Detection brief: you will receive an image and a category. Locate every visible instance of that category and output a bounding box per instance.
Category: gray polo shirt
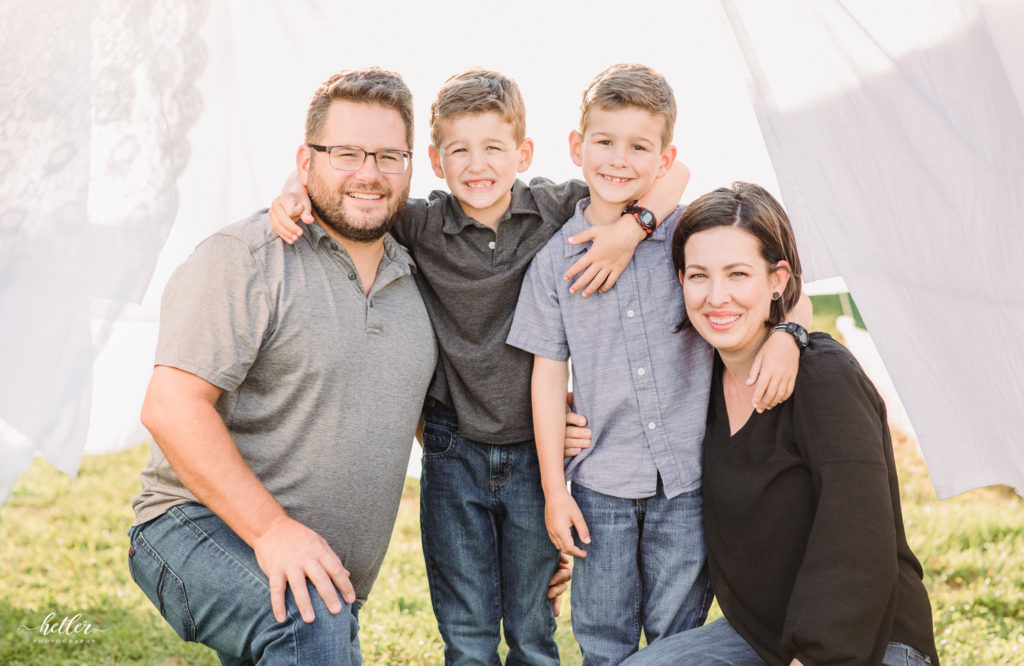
[507,201,712,499]
[395,178,588,444]
[132,211,437,602]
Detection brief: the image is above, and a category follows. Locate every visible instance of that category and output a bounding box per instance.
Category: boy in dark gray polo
[269,68,687,664]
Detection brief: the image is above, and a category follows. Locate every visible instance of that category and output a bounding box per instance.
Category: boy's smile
[429,111,533,229]
[570,106,675,225]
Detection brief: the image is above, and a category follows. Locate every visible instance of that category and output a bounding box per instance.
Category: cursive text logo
[18,612,106,643]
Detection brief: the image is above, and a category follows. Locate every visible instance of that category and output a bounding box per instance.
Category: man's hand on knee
[253,516,356,623]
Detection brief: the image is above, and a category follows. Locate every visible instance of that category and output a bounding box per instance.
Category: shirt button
[488,240,496,249]
[348,272,357,280]
[648,422,657,430]
[331,242,339,251]
[627,310,635,318]
[637,367,646,376]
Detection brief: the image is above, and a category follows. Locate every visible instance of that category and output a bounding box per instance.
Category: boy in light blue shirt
[508,64,806,665]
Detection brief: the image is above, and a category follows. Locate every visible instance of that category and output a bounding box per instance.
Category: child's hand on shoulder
[748,330,800,412]
[564,215,646,296]
[270,190,314,244]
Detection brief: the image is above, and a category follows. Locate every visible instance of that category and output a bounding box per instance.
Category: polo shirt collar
[381,233,417,275]
[440,179,539,234]
[305,217,330,246]
[307,218,417,275]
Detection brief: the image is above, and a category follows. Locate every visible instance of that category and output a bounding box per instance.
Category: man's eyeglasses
[308,144,412,174]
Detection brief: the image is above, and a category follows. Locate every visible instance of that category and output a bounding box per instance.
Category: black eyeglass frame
[307,144,412,174]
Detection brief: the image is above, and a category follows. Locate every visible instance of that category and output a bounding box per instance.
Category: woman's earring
[771,291,781,301]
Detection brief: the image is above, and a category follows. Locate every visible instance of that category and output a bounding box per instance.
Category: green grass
[810,293,852,339]
[3,435,1023,664]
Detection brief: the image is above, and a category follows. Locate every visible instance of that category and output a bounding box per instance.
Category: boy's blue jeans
[570,482,713,666]
[128,502,362,666]
[420,404,561,665]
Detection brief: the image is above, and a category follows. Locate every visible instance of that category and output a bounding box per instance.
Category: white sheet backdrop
[1,0,1022,502]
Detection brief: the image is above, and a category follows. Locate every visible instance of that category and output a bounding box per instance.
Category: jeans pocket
[883,641,932,666]
[421,421,457,460]
[905,645,933,665]
[128,531,197,642]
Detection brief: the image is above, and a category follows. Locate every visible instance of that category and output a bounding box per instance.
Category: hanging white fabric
[723,0,1024,497]
[2,0,1021,503]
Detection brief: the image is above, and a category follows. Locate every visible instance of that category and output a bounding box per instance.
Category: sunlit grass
[3,298,1022,666]
[2,435,1022,665]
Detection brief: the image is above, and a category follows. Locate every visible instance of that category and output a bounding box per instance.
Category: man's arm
[564,161,691,295]
[140,365,355,623]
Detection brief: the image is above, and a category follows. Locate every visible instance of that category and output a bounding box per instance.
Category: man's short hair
[306,67,414,147]
[579,63,676,148]
[429,68,527,147]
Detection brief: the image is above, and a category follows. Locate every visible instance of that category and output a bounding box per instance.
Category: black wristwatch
[622,199,657,235]
[772,322,809,350]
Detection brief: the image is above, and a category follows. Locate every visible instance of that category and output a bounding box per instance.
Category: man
[128,68,437,665]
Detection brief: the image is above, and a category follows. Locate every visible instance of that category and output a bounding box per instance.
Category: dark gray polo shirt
[133,211,437,602]
[395,178,588,444]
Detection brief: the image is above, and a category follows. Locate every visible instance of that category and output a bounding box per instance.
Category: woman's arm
[781,345,902,665]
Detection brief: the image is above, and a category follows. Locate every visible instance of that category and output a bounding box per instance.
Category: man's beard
[307,174,410,243]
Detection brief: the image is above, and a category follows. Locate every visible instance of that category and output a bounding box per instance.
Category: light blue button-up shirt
[508,200,712,499]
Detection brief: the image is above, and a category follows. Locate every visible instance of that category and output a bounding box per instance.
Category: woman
[623,183,938,665]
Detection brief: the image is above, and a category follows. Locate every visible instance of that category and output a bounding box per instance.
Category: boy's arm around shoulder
[564,161,690,296]
[267,170,428,247]
[748,291,813,411]
[269,172,313,245]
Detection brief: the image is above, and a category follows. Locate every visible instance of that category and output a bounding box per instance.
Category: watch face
[639,210,655,225]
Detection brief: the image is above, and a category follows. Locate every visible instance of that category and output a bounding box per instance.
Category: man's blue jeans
[128,503,362,665]
[420,404,560,665]
[570,482,713,666]
[620,617,934,665]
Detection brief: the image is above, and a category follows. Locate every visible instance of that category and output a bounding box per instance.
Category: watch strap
[772,322,809,350]
[622,199,657,235]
